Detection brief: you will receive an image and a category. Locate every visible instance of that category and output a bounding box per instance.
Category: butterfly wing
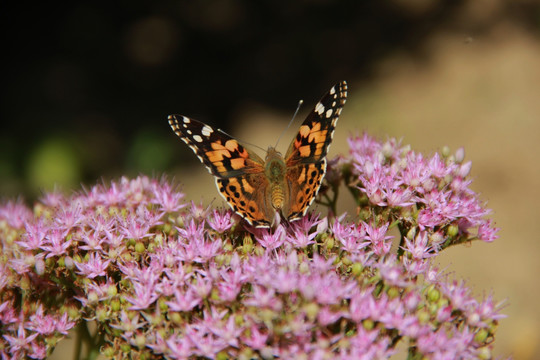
[284,81,348,220]
[168,115,271,226]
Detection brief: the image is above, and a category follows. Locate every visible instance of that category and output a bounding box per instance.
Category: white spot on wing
[325,109,333,118]
[201,125,213,137]
[315,102,325,115]
[193,135,203,143]
[330,86,336,95]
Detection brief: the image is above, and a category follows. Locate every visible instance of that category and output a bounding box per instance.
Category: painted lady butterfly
[168,81,347,227]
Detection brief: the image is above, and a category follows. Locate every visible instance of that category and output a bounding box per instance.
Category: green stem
[74,321,103,360]
[396,222,407,259]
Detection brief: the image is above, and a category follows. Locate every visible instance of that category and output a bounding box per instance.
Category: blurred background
[2,1,539,358]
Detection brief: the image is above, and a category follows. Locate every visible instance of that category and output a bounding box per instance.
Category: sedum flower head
[0,134,504,359]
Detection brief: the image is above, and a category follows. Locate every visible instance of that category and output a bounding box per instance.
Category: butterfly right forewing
[283,81,348,221]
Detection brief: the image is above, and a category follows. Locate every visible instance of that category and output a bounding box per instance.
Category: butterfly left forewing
[168,115,264,177]
[169,115,272,226]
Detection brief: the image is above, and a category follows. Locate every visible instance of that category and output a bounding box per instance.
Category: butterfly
[168,81,347,227]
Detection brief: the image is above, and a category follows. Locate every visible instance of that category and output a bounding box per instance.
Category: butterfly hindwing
[285,161,327,221]
[216,175,272,227]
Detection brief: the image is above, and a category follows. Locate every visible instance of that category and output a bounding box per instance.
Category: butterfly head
[263,147,285,181]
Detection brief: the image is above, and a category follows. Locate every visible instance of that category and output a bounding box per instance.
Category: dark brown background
[1,1,538,358]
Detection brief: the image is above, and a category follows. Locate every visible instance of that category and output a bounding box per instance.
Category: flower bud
[474,328,488,343]
[427,287,440,303]
[459,161,472,178]
[447,224,459,237]
[304,302,319,321]
[96,306,108,322]
[88,291,99,305]
[362,319,374,330]
[477,346,491,360]
[110,299,121,312]
[134,333,146,349]
[35,257,45,276]
[64,256,74,269]
[441,146,451,158]
[455,147,465,163]
[107,284,118,297]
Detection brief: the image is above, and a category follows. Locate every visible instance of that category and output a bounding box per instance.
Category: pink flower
[3,322,39,353]
[0,200,32,229]
[402,231,435,260]
[331,217,369,254]
[25,305,56,335]
[286,227,317,248]
[317,306,343,326]
[477,219,499,242]
[241,325,268,350]
[256,225,286,250]
[19,220,48,251]
[208,209,233,233]
[0,128,504,359]
[151,180,187,213]
[166,335,193,359]
[74,252,111,278]
[40,228,71,258]
[166,288,201,312]
[110,311,146,337]
[364,222,393,256]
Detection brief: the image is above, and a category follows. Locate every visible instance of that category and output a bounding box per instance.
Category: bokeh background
[2,1,539,358]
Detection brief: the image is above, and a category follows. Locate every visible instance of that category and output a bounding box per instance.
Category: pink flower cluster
[0,134,503,359]
[346,134,498,247]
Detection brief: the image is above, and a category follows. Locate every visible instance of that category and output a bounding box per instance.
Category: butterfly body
[169,81,347,227]
[263,148,286,210]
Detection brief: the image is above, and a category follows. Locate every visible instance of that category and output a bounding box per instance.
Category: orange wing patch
[286,81,347,165]
[286,162,326,221]
[216,175,271,227]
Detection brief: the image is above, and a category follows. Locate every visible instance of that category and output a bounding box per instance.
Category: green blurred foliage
[126,128,175,175]
[26,137,82,195]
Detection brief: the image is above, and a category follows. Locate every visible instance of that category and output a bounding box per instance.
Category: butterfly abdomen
[264,148,288,212]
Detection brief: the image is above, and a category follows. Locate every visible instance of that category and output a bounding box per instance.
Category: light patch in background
[344,30,540,359]
[124,16,180,67]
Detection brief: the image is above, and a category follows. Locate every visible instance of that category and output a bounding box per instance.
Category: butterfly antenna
[275,99,304,148]
[217,128,266,153]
